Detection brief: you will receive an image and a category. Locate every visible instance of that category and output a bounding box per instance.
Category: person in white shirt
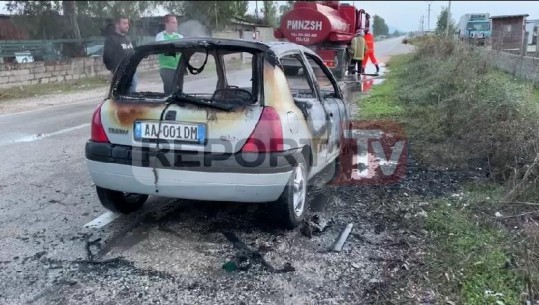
[155,14,183,95]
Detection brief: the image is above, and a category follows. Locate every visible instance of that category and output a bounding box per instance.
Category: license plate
[134,121,206,144]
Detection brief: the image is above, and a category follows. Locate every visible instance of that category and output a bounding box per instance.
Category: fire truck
[274,1,370,79]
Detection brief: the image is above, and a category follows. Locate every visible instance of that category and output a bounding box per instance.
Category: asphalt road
[0,36,413,305]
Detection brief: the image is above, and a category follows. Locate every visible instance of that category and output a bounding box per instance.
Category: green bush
[395,37,539,191]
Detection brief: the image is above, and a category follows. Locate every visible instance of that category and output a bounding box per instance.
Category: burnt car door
[280,51,330,174]
[301,51,348,164]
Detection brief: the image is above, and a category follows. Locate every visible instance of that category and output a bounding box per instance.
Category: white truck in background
[457,13,491,46]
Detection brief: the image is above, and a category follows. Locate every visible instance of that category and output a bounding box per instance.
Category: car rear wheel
[274,153,309,229]
[95,186,148,214]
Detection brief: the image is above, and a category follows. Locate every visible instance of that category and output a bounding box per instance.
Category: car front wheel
[274,153,309,229]
[95,186,148,214]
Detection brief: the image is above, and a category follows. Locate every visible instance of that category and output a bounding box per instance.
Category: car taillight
[241,106,284,153]
[91,102,110,143]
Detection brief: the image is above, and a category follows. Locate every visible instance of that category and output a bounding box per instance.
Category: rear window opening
[112,45,261,109]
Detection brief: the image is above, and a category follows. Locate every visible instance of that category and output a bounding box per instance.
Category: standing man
[103,16,136,92]
[155,14,183,95]
[362,29,380,74]
[349,30,368,76]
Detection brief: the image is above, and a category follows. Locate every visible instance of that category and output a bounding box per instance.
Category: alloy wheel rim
[292,164,306,217]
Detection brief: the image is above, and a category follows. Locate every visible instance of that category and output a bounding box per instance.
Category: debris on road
[331,223,354,252]
[222,261,238,272]
[85,238,102,261]
[299,220,313,238]
[300,214,332,238]
[415,210,428,218]
[311,215,330,233]
[222,231,295,274]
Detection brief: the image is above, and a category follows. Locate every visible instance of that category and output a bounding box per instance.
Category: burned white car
[85,38,350,229]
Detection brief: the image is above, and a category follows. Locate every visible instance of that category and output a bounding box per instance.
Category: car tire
[274,153,309,229]
[95,186,148,214]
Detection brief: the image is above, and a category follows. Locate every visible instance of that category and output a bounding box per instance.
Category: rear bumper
[85,141,301,202]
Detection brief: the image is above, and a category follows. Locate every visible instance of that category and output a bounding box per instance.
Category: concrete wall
[0,55,158,89]
[487,49,539,84]
[257,27,277,43]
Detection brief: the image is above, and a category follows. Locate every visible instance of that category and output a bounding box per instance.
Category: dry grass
[357,38,539,304]
[396,36,539,200]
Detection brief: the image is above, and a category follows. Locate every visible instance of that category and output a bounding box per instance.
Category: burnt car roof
[134,37,318,58]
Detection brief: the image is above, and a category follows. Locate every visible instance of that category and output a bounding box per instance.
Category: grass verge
[425,184,524,304]
[357,56,406,120]
[0,75,109,102]
[358,39,538,304]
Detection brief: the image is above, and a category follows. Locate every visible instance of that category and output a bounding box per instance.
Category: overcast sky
[247,1,537,32]
[0,1,536,32]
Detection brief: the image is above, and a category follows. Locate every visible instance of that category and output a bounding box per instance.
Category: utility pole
[426,1,432,32]
[446,1,452,37]
[215,2,218,31]
[255,1,259,21]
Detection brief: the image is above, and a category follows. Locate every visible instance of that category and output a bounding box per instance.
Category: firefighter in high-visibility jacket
[362,29,380,74]
[348,30,368,75]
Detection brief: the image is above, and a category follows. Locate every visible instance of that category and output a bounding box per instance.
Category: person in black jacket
[103,16,137,93]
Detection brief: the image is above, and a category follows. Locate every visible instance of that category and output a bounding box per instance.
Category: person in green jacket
[155,14,183,95]
[348,30,368,75]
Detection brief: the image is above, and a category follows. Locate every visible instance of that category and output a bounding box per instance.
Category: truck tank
[274,1,369,79]
[274,1,356,45]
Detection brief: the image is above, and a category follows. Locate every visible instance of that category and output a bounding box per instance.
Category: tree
[6,1,85,55]
[181,1,241,33]
[7,1,161,19]
[279,1,295,15]
[262,1,278,27]
[6,1,163,39]
[62,1,83,57]
[6,1,62,39]
[372,15,389,36]
[5,1,62,15]
[231,1,249,18]
[435,6,456,36]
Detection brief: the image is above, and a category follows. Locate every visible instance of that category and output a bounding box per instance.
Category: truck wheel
[274,153,309,229]
[96,186,148,214]
[283,66,299,76]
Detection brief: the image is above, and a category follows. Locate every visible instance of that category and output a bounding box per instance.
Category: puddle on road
[339,64,389,114]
